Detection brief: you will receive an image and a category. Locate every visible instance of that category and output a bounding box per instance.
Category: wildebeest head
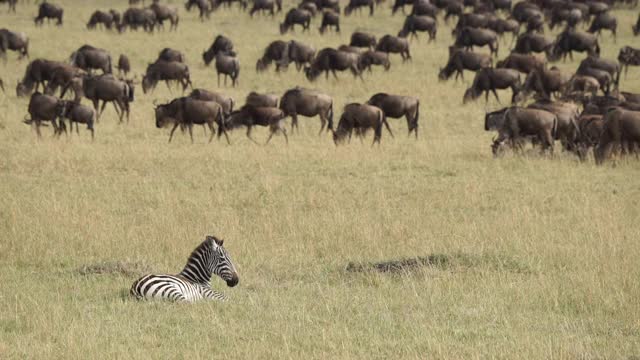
[463,87,479,104]
[304,66,321,81]
[279,23,287,35]
[256,58,268,72]
[141,74,156,94]
[16,81,34,98]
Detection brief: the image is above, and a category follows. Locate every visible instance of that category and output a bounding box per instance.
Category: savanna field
[1,0,640,358]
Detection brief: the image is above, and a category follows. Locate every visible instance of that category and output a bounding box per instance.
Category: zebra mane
[178,236,221,285]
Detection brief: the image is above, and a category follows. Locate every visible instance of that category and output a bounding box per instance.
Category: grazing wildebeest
[298,1,318,16]
[490,107,557,156]
[574,114,604,160]
[519,67,571,100]
[215,53,240,87]
[35,2,64,26]
[398,15,437,41]
[576,65,612,96]
[117,54,131,76]
[246,92,279,108]
[588,12,617,39]
[496,53,545,74]
[56,101,96,139]
[142,60,192,94]
[158,48,185,63]
[358,51,391,72]
[24,92,63,137]
[562,75,600,99]
[455,27,499,56]
[44,63,84,97]
[451,13,489,36]
[279,8,311,34]
[67,74,134,122]
[486,17,519,41]
[189,88,235,115]
[528,100,580,151]
[463,68,521,104]
[304,48,362,81]
[438,47,492,81]
[344,0,374,16]
[411,0,439,18]
[366,93,420,138]
[549,30,600,62]
[618,46,640,76]
[319,10,340,33]
[249,0,278,17]
[256,40,289,72]
[203,35,235,65]
[333,103,393,146]
[223,106,288,144]
[16,59,68,97]
[155,97,226,143]
[0,29,29,61]
[118,7,156,32]
[287,40,315,71]
[375,35,411,61]
[511,1,542,24]
[279,87,334,134]
[579,56,621,90]
[548,8,583,30]
[185,0,214,20]
[391,0,414,15]
[595,108,640,164]
[514,32,553,55]
[86,10,118,30]
[350,31,376,48]
[70,45,112,74]
[150,2,179,30]
[443,1,464,23]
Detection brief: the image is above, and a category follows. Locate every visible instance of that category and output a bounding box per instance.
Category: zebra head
[206,235,239,287]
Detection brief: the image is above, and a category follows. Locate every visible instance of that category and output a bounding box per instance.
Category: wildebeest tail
[413,100,420,131]
[595,41,601,56]
[552,116,558,139]
[0,78,4,93]
[327,100,334,130]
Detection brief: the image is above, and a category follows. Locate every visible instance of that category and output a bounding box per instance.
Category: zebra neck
[179,261,212,285]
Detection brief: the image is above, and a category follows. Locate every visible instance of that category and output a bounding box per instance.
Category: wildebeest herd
[1,0,640,164]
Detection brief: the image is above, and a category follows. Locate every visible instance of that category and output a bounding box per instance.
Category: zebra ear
[214,237,224,246]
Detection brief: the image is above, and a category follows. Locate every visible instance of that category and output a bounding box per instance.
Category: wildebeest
[333,103,393,145]
[287,40,315,71]
[189,88,235,116]
[366,93,420,138]
[0,0,17,13]
[67,74,134,122]
[574,114,604,160]
[634,13,640,36]
[411,0,439,17]
[527,100,580,150]
[56,101,96,139]
[150,2,179,30]
[549,30,600,62]
[279,87,334,134]
[35,2,64,26]
[588,11,617,39]
[0,29,29,61]
[344,0,374,16]
[486,17,519,41]
[350,31,376,48]
[44,63,84,97]
[519,67,571,100]
[279,8,311,34]
[155,97,226,143]
[304,48,362,81]
[215,53,240,87]
[438,47,492,81]
[142,60,192,94]
[118,7,156,32]
[203,35,235,65]
[548,7,583,30]
[579,56,621,90]
[496,53,545,74]
[511,1,542,24]
[24,92,62,137]
[16,59,68,97]
[249,0,279,17]
[223,105,288,144]
[117,54,131,76]
[576,65,612,95]
[256,40,289,72]
[455,27,498,56]
[375,35,411,61]
[451,13,489,36]
[514,32,553,55]
[398,15,437,41]
[490,107,557,156]
[358,50,391,72]
[618,46,640,76]
[158,48,186,63]
[562,75,600,99]
[70,45,112,74]
[391,0,414,15]
[319,10,340,33]
[463,68,521,104]
[185,0,215,20]
[595,108,640,164]
[86,10,119,30]
[246,91,279,108]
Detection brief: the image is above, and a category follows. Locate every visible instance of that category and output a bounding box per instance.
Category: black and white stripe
[130,235,239,302]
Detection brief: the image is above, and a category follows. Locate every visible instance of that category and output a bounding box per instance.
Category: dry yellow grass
[1,0,640,358]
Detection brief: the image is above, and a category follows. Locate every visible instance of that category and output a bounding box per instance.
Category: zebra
[130,235,239,302]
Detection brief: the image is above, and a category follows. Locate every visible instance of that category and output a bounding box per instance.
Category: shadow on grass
[345,253,532,275]
[76,260,153,277]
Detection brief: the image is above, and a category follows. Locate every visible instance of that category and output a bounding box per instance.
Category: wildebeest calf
[333,103,393,145]
[223,105,288,145]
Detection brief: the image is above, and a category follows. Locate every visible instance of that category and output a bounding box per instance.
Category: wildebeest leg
[383,119,394,138]
[217,72,221,87]
[207,122,216,143]
[318,118,326,136]
[165,81,173,94]
[168,123,179,143]
[35,120,42,138]
[331,70,339,80]
[491,89,501,104]
[246,126,260,144]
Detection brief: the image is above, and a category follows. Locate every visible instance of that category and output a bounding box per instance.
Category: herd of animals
[0,0,640,166]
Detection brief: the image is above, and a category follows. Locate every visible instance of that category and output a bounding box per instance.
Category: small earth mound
[77,260,153,277]
[346,255,450,274]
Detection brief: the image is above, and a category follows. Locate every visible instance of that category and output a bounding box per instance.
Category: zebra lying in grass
[130,235,239,302]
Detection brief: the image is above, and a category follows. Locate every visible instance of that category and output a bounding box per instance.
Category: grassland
[1,0,640,358]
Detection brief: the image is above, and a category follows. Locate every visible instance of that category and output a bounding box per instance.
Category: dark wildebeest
[70,45,112,74]
[549,30,600,62]
[455,27,499,56]
[443,1,464,23]
[203,35,235,65]
[189,88,235,116]
[158,48,186,63]
[588,12,617,39]
[333,103,393,146]
[463,68,521,104]
[579,56,621,90]
[438,47,492,81]
[595,108,640,164]
[496,53,545,74]
[118,7,156,32]
[562,75,600,99]
[411,0,439,18]
[16,59,68,97]
[451,13,489,36]
[319,10,340,33]
[185,0,214,20]
[155,97,226,143]
[358,51,391,72]
[279,87,334,134]
[391,0,414,15]
[304,48,362,81]
[67,74,134,122]
[574,114,604,160]
[548,8,583,30]
[618,46,640,77]
[484,107,507,132]
[367,93,420,138]
[215,53,240,87]
[375,35,411,61]
[576,65,613,96]
[0,29,29,61]
[249,0,278,17]
[35,2,64,26]
[223,106,288,145]
[287,40,315,71]
[622,92,640,105]
[256,40,289,72]
[511,1,542,24]
[634,13,640,36]
[486,17,519,42]
[527,100,580,151]
[279,8,311,34]
[344,0,374,16]
[514,32,553,55]
[398,15,437,41]
[117,54,131,76]
[150,2,179,31]
[142,60,193,94]
[519,67,571,100]
[298,1,318,16]
[490,107,557,156]
[246,91,279,108]
[350,31,376,48]
[24,92,62,137]
[56,101,96,139]
[44,63,84,97]
[86,10,118,30]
